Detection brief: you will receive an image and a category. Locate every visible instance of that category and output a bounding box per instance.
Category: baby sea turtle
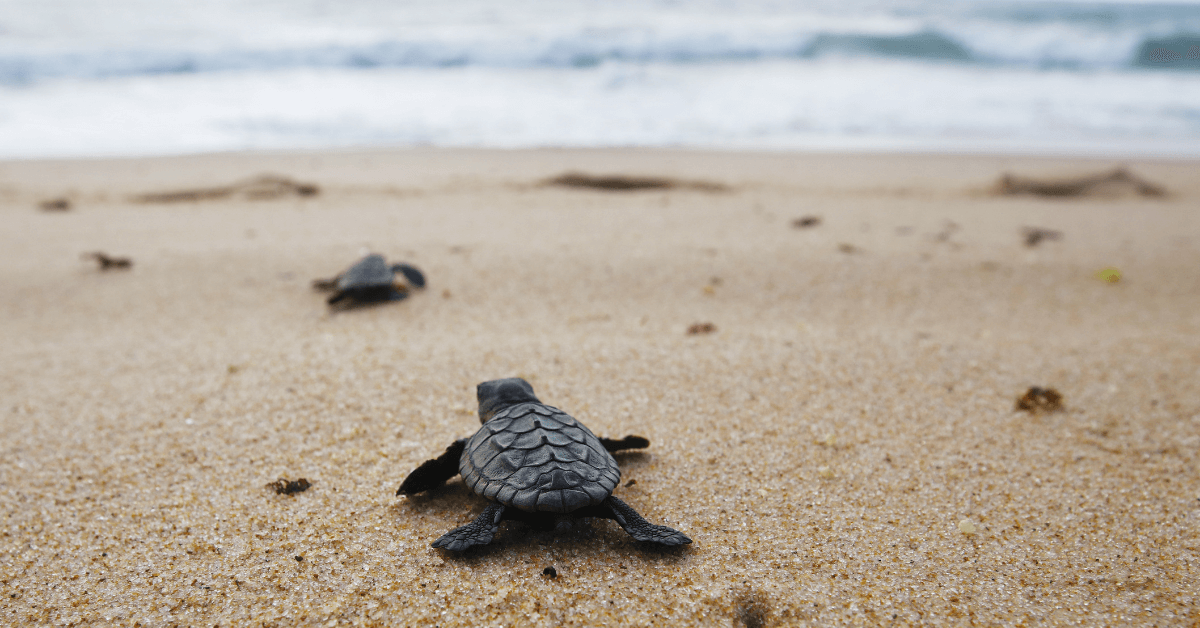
[312,254,425,306]
[397,378,692,551]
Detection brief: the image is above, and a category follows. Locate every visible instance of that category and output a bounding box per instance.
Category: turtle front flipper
[432,503,504,551]
[397,439,467,495]
[391,263,426,289]
[312,275,341,292]
[604,496,692,546]
[599,435,650,453]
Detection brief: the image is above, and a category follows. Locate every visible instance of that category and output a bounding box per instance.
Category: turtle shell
[337,254,394,290]
[460,402,620,513]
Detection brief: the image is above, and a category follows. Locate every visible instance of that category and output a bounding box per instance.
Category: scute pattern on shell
[460,402,620,513]
[337,254,394,290]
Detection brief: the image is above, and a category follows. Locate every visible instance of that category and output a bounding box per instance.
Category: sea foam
[1,0,1198,157]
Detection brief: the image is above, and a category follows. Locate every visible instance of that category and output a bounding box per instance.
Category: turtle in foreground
[397,378,692,551]
[312,254,426,306]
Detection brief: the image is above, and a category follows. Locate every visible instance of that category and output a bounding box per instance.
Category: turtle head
[477,378,540,424]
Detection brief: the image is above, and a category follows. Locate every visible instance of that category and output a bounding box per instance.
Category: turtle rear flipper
[605,496,691,546]
[432,503,505,551]
[397,439,467,495]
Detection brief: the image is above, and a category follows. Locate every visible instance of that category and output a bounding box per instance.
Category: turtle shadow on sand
[608,450,651,480]
[393,487,685,560]
[400,499,688,561]
[322,296,404,313]
[395,378,692,554]
[610,450,649,466]
[393,481,475,513]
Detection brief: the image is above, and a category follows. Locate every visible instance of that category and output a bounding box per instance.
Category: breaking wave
[3,25,1200,86]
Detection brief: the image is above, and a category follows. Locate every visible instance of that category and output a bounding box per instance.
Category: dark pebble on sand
[269,478,312,495]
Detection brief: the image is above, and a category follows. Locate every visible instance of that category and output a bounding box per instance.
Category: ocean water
[1,0,1199,158]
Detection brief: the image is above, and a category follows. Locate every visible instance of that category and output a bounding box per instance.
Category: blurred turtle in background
[313,254,426,306]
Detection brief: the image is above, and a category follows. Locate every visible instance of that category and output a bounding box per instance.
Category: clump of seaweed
[39,198,71,212]
[1016,387,1064,414]
[995,167,1165,199]
[134,174,319,204]
[269,478,312,495]
[1021,227,1063,248]
[544,172,727,192]
[81,252,132,270]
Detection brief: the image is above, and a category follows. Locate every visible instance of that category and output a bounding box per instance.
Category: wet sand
[1,148,1198,626]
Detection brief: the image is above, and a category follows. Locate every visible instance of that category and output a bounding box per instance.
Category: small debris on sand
[1015,387,1064,414]
[687,322,717,335]
[817,465,834,479]
[624,479,637,488]
[1096,268,1122,284]
[994,167,1166,198]
[133,174,319,204]
[1021,226,1063,248]
[81,252,132,270]
[39,198,71,212]
[543,172,727,192]
[958,519,977,535]
[934,221,960,243]
[542,566,558,578]
[734,589,768,628]
[791,215,822,229]
[837,243,859,254]
[268,478,312,495]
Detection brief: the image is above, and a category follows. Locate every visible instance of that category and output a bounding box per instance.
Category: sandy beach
[1,148,1198,626]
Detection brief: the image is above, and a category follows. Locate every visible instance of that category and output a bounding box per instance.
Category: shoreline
[7,137,1200,166]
